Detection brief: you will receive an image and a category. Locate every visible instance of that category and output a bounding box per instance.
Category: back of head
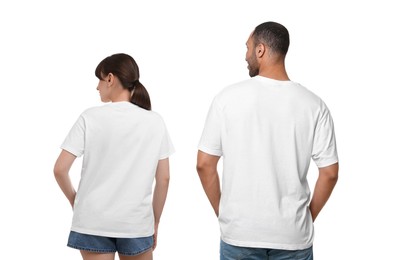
[253,21,290,56]
[95,53,151,110]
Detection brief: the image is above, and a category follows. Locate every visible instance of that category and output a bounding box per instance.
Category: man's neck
[258,60,289,81]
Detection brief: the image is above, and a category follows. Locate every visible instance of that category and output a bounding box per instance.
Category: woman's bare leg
[119,249,153,260]
[80,251,116,260]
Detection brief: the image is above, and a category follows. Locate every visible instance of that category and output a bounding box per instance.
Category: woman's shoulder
[79,104,107,115]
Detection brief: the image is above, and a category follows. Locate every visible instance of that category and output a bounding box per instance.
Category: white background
[1,0,397,259]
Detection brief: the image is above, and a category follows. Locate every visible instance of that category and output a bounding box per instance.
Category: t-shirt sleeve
[198,98,223,156]
[159,122,175,160]
[60,115,86,157]
[312,102,338,168]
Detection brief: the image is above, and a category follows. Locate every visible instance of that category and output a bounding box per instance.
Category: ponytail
[95,53,151,110]
[130,80,151,110]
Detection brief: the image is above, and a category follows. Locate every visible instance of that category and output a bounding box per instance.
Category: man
[196,21,339,260]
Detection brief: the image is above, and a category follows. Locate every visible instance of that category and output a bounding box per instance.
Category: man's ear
[256,43,266,58]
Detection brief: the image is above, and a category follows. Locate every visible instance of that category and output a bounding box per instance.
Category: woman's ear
[107,73,114,86]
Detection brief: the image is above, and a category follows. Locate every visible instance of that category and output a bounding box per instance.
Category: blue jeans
[220,240,313,260]
[67,231,153,256]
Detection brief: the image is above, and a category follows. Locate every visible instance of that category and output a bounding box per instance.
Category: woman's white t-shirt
[61,101,174,238]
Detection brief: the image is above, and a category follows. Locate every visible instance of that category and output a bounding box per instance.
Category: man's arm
[196,150,221,216]
[309,162,339,221]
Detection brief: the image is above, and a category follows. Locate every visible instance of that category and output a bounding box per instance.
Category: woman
[54,53,174,260]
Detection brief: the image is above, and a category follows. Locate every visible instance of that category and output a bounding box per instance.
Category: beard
[248,64,259,77]
[247,52,259,77]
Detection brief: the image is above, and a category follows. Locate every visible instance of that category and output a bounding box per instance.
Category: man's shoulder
[292,83,322,100]
[225,78,254,90]
[290,84,333,115]
[216,78,254,97]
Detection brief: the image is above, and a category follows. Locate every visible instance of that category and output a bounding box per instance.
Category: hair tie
[128,80,138,91]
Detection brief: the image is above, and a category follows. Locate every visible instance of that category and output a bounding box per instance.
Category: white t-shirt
[198,76,338,250]
[61,101,175,238]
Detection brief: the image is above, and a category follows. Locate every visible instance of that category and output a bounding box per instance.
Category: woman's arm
[152,158,170,250]
[54,150,77,208]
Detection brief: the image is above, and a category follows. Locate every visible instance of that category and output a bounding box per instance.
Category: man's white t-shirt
[61,101,174,238]
[198,76,338,250]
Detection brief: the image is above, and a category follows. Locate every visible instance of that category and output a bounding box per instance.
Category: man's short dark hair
[253,21,290,55]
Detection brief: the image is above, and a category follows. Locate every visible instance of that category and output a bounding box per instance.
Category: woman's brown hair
[95,53,151,110]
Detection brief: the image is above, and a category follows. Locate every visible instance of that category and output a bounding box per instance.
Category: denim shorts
[220,240,313,260]
[67,231,153,256]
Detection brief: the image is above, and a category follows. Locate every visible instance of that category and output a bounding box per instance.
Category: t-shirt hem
[198,145,222,157]
[159,149,175,160]
[315,157,338,168]
[71,227,154,238]
[221,236,313,251]
[60,145,82,158]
